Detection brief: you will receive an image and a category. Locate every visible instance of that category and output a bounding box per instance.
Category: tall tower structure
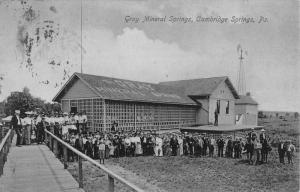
[80,0,83,74]
[237,45,246,95]
[0,74,4,95]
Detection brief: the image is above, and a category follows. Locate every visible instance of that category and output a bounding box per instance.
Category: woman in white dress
[178,135,184,156]
[109,142,115,157]
[135,137,143,156]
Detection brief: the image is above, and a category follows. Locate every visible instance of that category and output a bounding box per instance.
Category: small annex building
[53,73,240,132]
[159,77,240,126]
[235,92,258,126]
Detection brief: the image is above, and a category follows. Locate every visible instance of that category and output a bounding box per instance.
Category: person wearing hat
[248,128,255,140]
[74,112,80,133]
[217,136,225,157]
[198,135,204,157]
[69,112,76,125]
[35,113,44,144]
[58,113,64,126]
[53,112,60,137]
[259,129,266,143]
[203,135,209,156]
[140,133,147,156]
[225,136,233,158]
[209,136,216,157]
[261,136,272,163]
[63,112,69,125]
[74,133,84,155]
[277,138,286,164]
[111,121,118,133]
[98,139,106,164]
[82,111,88,134]
[31,113,38,143]
[177,135,184,156]
[253,137,262,165]
[11,110,22,146]
[286,140,295,164]
[23,111,33,145]
[154,134,163,157]
[170,134,179,156]
[78,112,83,134]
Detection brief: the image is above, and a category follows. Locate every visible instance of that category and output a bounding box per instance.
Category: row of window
[62,99,197,132]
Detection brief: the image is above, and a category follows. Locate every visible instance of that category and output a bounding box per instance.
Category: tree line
[2,87,60,117]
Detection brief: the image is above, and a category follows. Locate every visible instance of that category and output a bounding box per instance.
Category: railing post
[53,140,58,157]
[0,152,3,176]
[108,175,115,192]
[8,132,12,150]
[44,131,47,146]
[3,144,7,163]
[50,136,53,151]
[78,156,83,188]
[0,127,2,142]
[63,146,68,169]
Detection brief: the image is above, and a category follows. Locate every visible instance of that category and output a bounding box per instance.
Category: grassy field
[67,118,299,192]
[258,118,299,148]
[111,155,298,192]
[68,153,299,192]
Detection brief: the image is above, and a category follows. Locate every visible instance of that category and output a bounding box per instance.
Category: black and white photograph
[0,0,299,191]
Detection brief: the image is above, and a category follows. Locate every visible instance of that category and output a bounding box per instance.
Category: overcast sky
[0,0,299,112]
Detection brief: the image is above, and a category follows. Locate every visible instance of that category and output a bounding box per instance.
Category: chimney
[246,92,251,96]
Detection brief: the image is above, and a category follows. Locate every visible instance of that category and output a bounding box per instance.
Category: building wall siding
[61,100,70,113]
[235,104,246,115]
[61,79,98,100]
[245,105,258,114]
[195,98,209,125]
[209,81,236,125]
[235,104,258,125]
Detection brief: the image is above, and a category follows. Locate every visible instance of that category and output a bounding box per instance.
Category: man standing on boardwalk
[11,110,22,146]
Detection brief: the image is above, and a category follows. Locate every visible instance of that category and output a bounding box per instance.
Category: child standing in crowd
[99,140,106,164]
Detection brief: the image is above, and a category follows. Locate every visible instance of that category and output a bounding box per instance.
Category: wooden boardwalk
[0,141,84,192]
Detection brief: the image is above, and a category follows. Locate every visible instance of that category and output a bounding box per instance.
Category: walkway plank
[0,142,84,192]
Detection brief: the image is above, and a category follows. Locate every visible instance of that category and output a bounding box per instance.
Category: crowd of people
[10,109,87,146]
[10,109,296,165]
[59,128,296,165]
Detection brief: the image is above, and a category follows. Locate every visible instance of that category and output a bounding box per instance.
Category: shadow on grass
[234,159,250,165]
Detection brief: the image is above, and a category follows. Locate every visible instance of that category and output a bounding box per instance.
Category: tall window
[226,101,230,114]
[216,100,220,114]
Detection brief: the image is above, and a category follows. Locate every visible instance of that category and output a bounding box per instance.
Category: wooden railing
[44,129,144,192]
[0,129,14,177]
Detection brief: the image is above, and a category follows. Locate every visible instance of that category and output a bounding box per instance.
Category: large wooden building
[53,73,240,132]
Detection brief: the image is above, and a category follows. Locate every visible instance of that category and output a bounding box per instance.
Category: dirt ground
[67,119,299,192]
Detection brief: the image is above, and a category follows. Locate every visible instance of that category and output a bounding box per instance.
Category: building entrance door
[71,107,77,114]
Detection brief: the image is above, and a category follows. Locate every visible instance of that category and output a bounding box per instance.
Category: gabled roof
[53,73,240,105]
[159,76,239,99]
[53,73,196,105]
[236,95,258,105]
